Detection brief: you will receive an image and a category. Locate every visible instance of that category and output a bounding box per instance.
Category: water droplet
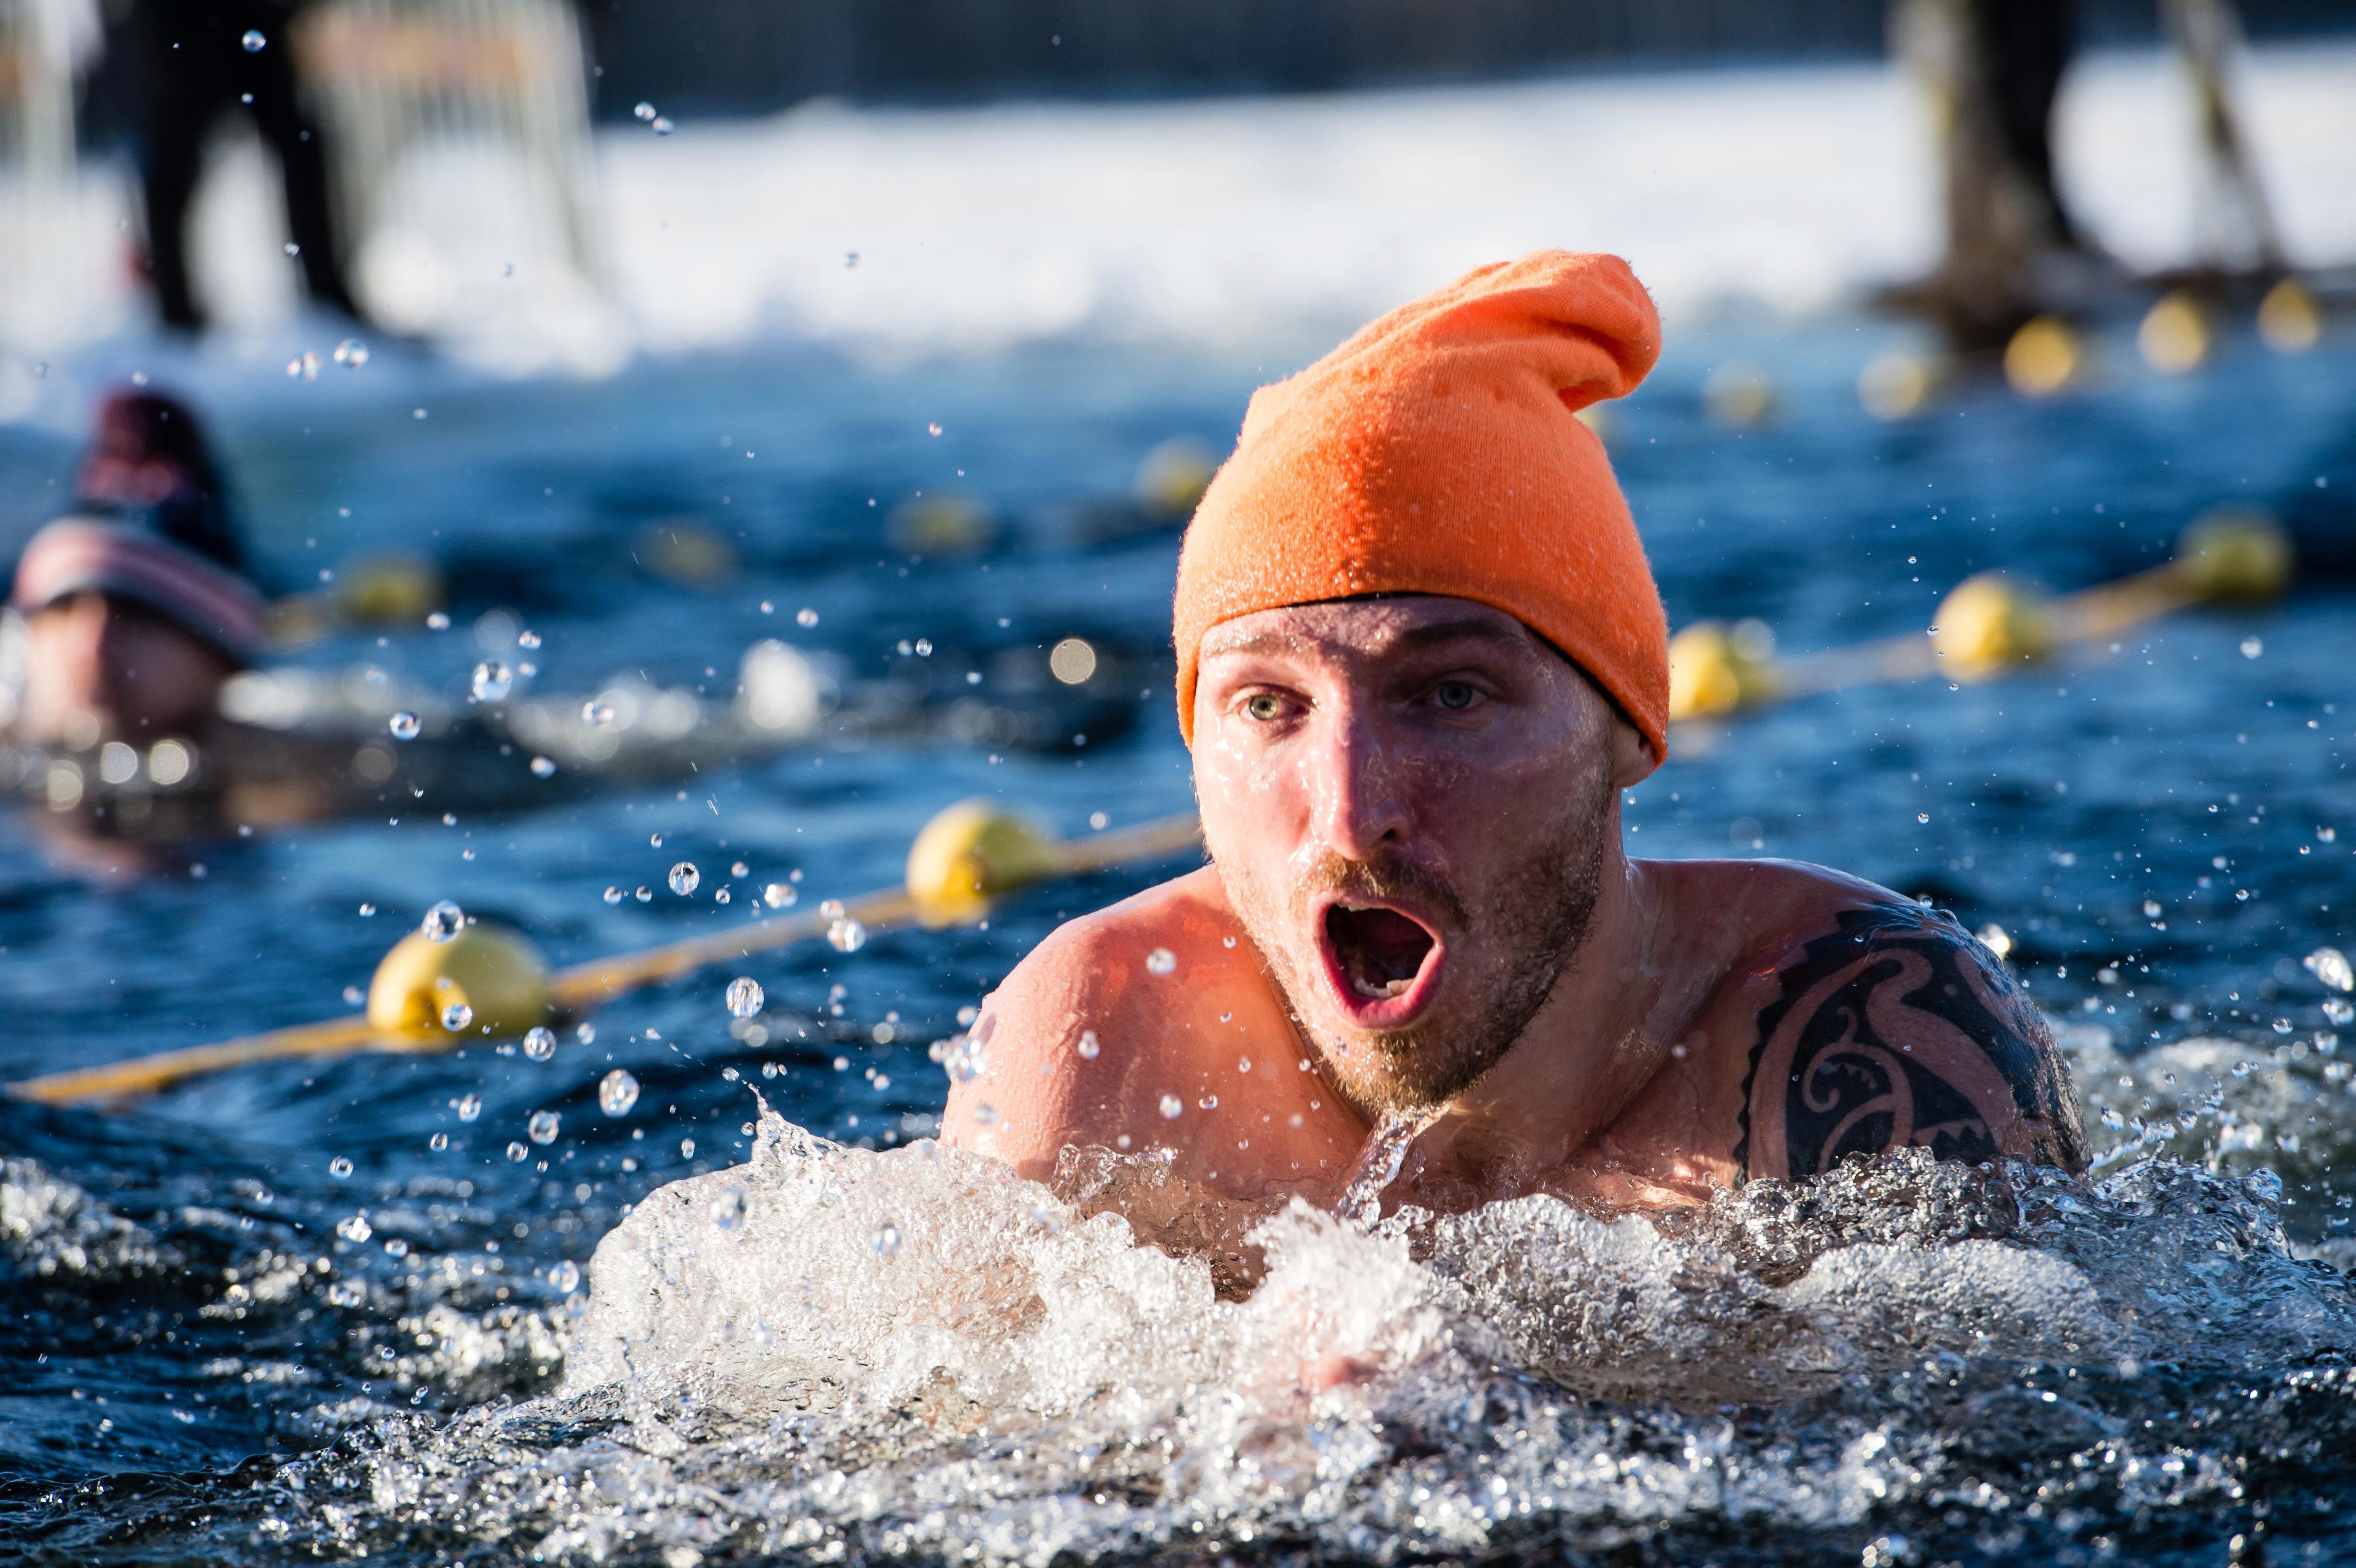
[761,882,796,909]
[429,1132,448,1151]
[471,661,513,702]
[583,700,614,726]
[2305,947,2354,993]
[1159,1094,1183,1119]
[336,1214,371,1242]
[550,1260,580,1293]
[441,1001,474,1031]
[634,100,657,120]
[331,338,369,369]
[634,886,652,903]
[1199,1093,1218,1110]
[710,1186,746,1230]
[523,1025,557,1060]
[669,862,700,896]
[796,607,818,627]
[1075,1029,1100,1059]
[726,977,764,1018]
[241,27,265,49]
[577,1022,596,1044]
[1145,947,1177,976]
[421,899,464,941]
[714,888,730,904]
[603,886,623,904]
[389,711,421,740]
[2144,900,2164,918]
[970,1103,998,1125]
[874,1222,902,1259]
[528,1111,560,1144]
[818,898,844,919]
[2241,636,2265,659]
[599,1069,640,1116]
[649,832,664,848]
[531,755,556,778]
[506,1141,529,1161]
[517,629,541,650]
[328,1156,353,1179]
[651,116,673,134]
[828,917,867,952]
[680,1137,696,1158]
[458,1094,482,1122]
[2326,998,2355,1025]
[358,904,375,917]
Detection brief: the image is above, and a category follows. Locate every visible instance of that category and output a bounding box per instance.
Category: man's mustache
[1288,849,1468,932]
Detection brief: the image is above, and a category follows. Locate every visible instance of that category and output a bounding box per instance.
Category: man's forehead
[1197,595,1543,664]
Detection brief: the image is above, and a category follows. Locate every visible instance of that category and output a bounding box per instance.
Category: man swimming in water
[946,252,2087,1223]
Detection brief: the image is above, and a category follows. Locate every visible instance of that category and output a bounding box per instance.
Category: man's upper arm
[940,915,1119,1179]
[1734,901,2089,1181]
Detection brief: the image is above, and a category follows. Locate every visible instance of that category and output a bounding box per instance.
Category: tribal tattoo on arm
[1735,902,2088,1181]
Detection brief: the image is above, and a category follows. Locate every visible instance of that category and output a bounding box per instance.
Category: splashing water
[114,1105,2343,1568]
[1334,1105,1445,1226]
[725,977,763,1019]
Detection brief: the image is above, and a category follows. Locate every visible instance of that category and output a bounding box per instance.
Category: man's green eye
[1243,694,1282,721]
[1435,682,1477,710]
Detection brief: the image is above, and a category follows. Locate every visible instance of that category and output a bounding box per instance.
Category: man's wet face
[1191,598,1627,1113]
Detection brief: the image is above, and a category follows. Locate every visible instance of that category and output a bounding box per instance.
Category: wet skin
[945,596,2086,1226]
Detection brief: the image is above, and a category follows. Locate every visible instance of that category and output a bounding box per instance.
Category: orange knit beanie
[1173,250,1668,760]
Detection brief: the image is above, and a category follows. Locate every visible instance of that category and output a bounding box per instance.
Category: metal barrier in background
[0,0,98,356]
[294,0,603,340]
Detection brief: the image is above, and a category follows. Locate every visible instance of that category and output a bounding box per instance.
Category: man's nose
[1304,705,1410,861]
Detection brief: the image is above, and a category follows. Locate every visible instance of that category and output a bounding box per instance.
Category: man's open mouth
[1321,900,1442,1015]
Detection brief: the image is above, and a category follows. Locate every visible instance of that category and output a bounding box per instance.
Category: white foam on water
[336,1101,2341,1564]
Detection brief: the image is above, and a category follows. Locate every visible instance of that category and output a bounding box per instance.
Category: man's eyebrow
[1387,618,1529,653]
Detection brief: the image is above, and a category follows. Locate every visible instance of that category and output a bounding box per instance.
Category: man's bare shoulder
[942,867,1300,1175]
[988,865,1252,1027]
[1641,857,2089,1182]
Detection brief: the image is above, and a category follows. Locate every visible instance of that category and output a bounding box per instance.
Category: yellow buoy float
[367,921,551,1044]
[2137,292,2211,375]
[905,800,1059,927]
[2172,509,2293,604]
[1668,619,1780,722]
[2003,316,2082,398]
[1933,573,2056,680]
[2257,278,2323,355]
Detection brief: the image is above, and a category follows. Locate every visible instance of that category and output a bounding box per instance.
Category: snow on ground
[4,41,2352,378]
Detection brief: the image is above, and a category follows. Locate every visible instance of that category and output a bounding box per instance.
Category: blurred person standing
[3,389,266,748]
[124,0,361,329]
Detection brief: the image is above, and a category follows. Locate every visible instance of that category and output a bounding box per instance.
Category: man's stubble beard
[1216,785,1612,1115]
